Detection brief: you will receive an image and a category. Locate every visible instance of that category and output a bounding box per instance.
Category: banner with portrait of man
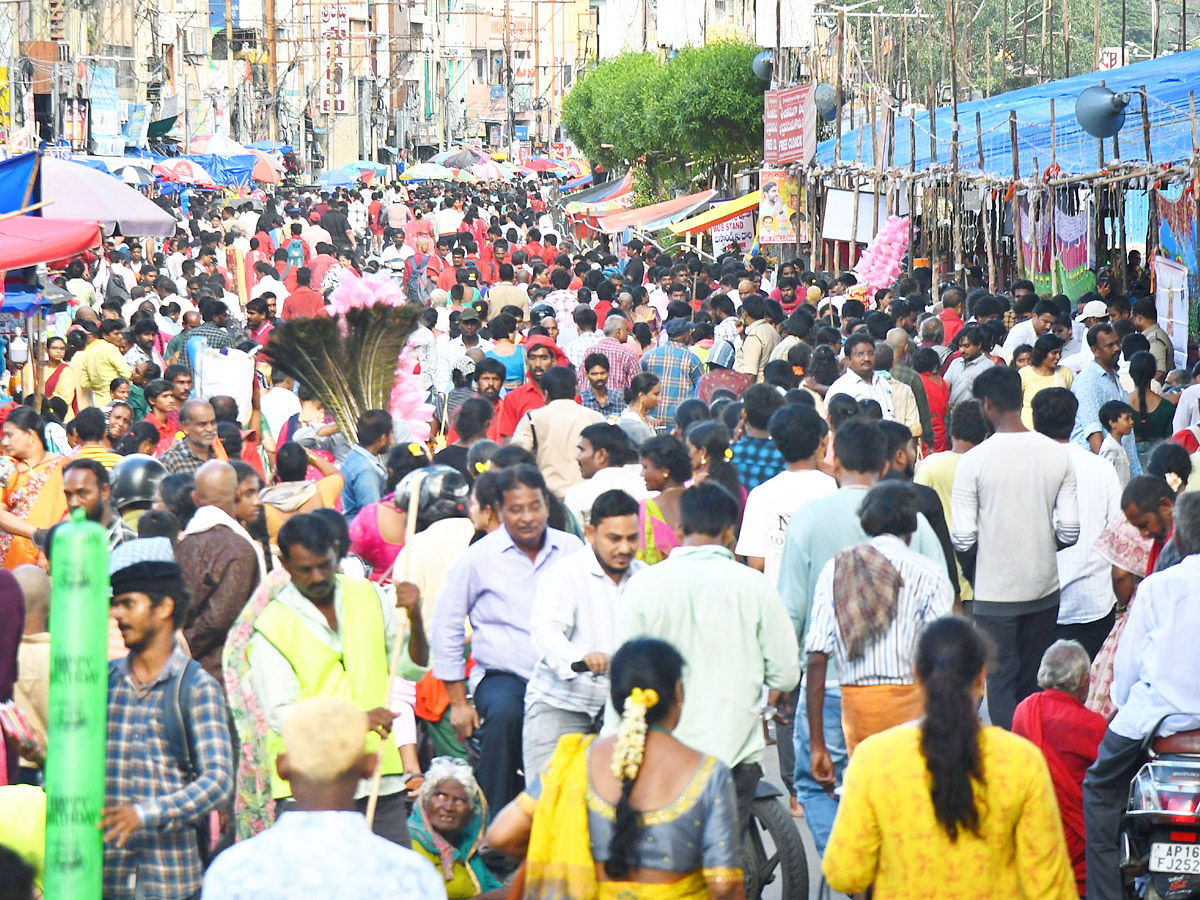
[759,169,806,244]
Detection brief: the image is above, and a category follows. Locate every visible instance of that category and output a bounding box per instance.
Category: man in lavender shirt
[431,464,582,812]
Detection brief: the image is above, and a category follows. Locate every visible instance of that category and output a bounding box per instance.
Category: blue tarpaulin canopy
[817,48,1200,178]
[0,153,41,213]
[181,153,257,186]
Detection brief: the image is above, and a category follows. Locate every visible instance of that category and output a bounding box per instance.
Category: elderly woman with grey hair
[1011,640,1109,896]
[407,757,505,898]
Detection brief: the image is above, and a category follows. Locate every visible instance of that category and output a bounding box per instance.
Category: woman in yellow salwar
[487,638,744,900]
[0,408,67,568]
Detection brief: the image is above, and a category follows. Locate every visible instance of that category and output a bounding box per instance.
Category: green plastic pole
[44,507,110,900]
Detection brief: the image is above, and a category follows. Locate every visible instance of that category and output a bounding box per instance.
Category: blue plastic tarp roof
[181,153,257,186]
[0,153,41,214]
[817,48,1200,178]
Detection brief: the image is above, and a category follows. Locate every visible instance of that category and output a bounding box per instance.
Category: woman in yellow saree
[487,638,744,900]
[0,407,67,569]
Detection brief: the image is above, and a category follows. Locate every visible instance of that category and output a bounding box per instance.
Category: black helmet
[109,454,168,512]
[394,464,470,528]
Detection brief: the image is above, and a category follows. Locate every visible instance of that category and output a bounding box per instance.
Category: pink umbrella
[153,158,219,188]
[247,148,281,184]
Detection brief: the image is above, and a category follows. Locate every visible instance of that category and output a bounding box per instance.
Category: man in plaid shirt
[641,319,704,427]
[103,538,233,900]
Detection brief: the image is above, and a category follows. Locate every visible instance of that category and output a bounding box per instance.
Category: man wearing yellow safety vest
[247,512,427,846]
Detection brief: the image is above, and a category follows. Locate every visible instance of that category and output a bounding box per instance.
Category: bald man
[178,460,264,679]
[160,399,218,475]
[13,564,50,776]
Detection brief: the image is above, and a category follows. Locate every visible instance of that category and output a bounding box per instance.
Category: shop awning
[0,216,102,269]
[563,170,634,210]
[669,190,761,236]
[596,189,718,234]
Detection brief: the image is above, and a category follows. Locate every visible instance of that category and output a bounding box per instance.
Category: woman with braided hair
[486,638,744,899]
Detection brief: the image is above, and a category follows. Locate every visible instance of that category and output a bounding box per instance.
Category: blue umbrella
[317,165,358,187]
[246,140,292,153]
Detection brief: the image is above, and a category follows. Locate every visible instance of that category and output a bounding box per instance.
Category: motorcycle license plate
[1150,842,1200,874]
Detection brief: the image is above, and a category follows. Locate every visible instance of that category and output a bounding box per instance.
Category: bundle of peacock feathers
[264,274,435,442]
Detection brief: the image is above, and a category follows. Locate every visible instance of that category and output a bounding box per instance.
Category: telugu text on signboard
[763,84,816,166]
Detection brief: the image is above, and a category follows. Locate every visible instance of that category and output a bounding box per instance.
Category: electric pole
[505,0,515,150]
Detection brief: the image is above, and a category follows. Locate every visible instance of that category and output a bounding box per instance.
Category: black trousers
[474,670,528,815]
[1083,729,1144,900]
[774,686,800,797]
[974,604,1059,729]
[731,760,763,856]
[276,790,411,847]
[1057,608,1117,661]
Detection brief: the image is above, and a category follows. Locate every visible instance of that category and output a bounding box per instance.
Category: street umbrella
[189,133,248,155]
[451,168,479,184]
[152,158,219,188]
[399,162,455,182]
[523,157,568,174]
[469,159,511,181]
[41,157,178,237]
[246,149,282,184]
[443,149,484,169]
[317,165,360,187]
[350,159,387,175]
[112,165,154,186]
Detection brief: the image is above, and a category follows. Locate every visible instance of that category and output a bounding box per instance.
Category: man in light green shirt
[615,481,800,828]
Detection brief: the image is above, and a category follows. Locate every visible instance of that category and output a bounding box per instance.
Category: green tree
[563,41,766,193]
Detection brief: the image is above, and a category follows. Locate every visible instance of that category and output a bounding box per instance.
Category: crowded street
[1,2,1200,899]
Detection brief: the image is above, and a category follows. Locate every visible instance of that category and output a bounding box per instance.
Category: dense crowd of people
[0,177,1198,900]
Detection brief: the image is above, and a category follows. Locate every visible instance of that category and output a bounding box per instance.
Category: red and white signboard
[763,84,817,166]
[1098,47,1125,70]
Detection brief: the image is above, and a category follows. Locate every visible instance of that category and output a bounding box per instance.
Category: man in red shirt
[280,267,327,320]
[937,286,966,346]
[436,246,465,292]
[496,335,565,439]
[540,233,561,266]
[307,242,339,288]
[522,228,545,262]
[1011,640,1107,897]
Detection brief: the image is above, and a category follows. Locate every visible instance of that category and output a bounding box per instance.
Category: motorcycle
[1121,717,1200,899]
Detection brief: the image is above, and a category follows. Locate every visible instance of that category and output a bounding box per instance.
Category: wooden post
[835,10,845,166]
[949,0,962,280]
[1002,0,1010,92]
[1049,98,1058,294]
[1114,129,1129,291]
[1191,93,1199,281]
[978,111,997,291]
[1011,110,1024,278]
[909,114,918,259]
[1141,84,1158,265]
[1062,0,1071,76]
[809,172,820,272]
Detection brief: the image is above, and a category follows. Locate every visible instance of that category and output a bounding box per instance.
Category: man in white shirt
[563,423,649,528]
[380,232,414,266]
[252,262,290,304]
[737,404,837,586]
[1083,492,1200,900]
[260,371,302,448]
[1173,381,1200,433]
[950,365,1079,730]
[522,489,644,776]
[1001,298,1060,354]
[1030,387,1122,658]
[825,333,896,420]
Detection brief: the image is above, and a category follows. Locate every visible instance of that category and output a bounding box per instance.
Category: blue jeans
[792,681,847,855]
